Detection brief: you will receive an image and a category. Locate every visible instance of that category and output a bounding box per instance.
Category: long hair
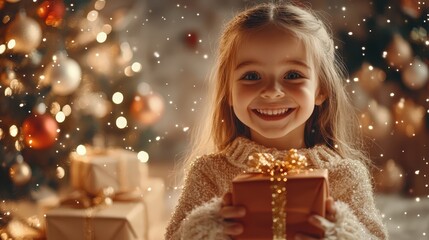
[180,1,369,176]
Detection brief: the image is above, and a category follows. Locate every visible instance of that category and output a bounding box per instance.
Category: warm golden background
[0,0,428,239]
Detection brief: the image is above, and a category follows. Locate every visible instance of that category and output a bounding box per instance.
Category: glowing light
[94,0,106,10]
[62,105,72,116]
[56,167,65,179]
[154,52,160,58]
[112,92,124,104]
[9,125,18,137]
[87,10,98,21]
[138,151,149,163]
[96,32,107,43]
[0,44,5,54]
[116,116,127,129]
[102,24,112,34]
[55,111,66,123]
[131,62,142,72]
[7,39,16,49]
[76,145,86,155]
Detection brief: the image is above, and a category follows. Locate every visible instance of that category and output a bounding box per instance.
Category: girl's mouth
[252,108,294,121]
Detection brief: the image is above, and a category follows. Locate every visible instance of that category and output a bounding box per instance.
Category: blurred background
[0,0,428,239]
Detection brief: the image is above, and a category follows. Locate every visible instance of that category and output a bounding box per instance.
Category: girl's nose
[261,81,285,99]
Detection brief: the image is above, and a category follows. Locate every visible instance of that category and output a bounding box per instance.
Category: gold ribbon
[247,149,309,240]
[60,187,149,240]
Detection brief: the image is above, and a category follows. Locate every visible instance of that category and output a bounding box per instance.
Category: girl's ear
[315,91,326,106]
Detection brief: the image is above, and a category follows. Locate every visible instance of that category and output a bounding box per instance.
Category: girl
[166,2,388,240]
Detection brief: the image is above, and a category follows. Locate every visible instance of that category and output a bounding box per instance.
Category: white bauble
[402,58,428,90]
[5,13,42,54]
[385,34,413,68]
[45,55,82,96]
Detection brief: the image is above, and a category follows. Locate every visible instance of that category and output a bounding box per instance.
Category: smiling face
[230,27,324,149]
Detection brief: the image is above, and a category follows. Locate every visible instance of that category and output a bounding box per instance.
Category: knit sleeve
[164,156,228,240]
[327,159,388,240]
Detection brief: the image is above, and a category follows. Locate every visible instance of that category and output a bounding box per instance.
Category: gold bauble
[5,13,42,54]
[355,62,386,92]
[359,100,392,138]
[9,156,32,186]
[393,98,425,137]
[373,159,405,194]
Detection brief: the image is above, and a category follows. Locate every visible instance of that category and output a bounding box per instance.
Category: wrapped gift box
[46,202,146,240]
[232,169,328,240]
[70,148,144,196]
[141,177,165,226]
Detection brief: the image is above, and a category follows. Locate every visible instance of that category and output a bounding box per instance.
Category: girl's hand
[219,192,246,236]
[295,196,337,240]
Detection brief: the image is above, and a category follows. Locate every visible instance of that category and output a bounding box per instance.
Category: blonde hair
[181,1,369,175]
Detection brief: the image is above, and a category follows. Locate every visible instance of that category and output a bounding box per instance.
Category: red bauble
[130,93,165,126]
[37,0,65,27]
[22,114,59,149]
[183,31,199,49]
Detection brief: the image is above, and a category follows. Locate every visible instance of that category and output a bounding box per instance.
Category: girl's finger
[223,221,244,235]
[326,197,336,215]
[294,233,319,240]
[325,197,336,222]
[222,192,232,206]
[219,206,246,218]
[308,215,336,232]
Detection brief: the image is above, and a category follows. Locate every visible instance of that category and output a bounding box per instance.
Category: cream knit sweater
[165,137,388,239]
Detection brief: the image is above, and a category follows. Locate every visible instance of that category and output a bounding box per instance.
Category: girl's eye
[241,72,261,81]
[285,71,303,80]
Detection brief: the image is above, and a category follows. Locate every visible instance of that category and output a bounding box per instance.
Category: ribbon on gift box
[60,187,149,240]
[0,210,45,239]
[246,149,310,240]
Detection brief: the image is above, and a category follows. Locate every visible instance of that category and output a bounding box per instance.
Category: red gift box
[232,169,329,240]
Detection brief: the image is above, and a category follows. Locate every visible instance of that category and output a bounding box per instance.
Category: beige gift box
[46,202,145,240]
[141,177,165,225]
[70,148,142,195]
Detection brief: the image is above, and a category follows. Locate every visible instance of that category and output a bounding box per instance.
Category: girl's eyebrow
[234,59,310,71]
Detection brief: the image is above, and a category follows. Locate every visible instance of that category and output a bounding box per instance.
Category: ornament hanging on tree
[400,0,423,18]
[393,98,425,137]
[354,62,386,93]
[359,100,393,138]
[5,12,42,54]
[183,30,199,49]
[373,159,404,194]
[37,0,66,27]
[130,92,165,126]
[402,58,429,90]
[385,33,413,69]
[9,154,32,186]
[21,113,58,149]
[43,53,82,96]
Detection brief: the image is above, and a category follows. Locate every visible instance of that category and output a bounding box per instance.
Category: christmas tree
[0,0,164,199]
[335,0,429,196]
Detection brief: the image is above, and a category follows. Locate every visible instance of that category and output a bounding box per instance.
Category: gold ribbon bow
[247,149,309,177]
[60,187,149,240]
[247,149,310,240]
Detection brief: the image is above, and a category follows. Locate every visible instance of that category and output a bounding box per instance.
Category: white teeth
[255,108,289,116]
